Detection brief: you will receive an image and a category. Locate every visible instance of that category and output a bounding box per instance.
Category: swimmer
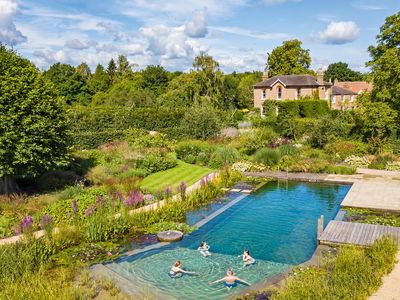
[169,261,196,278]
[211,269,250,289]
[198,241,211,257]
[240,250,255,265]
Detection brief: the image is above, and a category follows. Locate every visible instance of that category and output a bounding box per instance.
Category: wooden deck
[319,220,400,246]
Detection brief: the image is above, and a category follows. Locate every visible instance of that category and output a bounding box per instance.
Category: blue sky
[1,0,399,73]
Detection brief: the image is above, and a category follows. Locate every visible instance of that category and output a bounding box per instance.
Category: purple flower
[95,196,106,208]
[120,165,130,172]
[84,205,96,216]
[157,190,161,199]
[39,215,53,229]
[72,200,78,215]
[17,216,34,234]
[200,177,207,185]
[164,186,172,197]
[144,194,154,202]
[123,190,144,206]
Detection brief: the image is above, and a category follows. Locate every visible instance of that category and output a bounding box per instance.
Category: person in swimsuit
[169,261,196,278]
[240,250,255,265]
[211,269,250,289]
[198,241,211,257]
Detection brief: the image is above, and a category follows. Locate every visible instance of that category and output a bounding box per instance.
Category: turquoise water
[106,181,350,300]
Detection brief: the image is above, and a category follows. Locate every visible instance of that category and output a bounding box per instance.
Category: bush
[277,145,300,156]
[325,141,368,160]
[345,155,371,168]
[209,146,240,169]
[308,116,350,148]
[124,128,172,149]
[238,128,276,155]
[308,159,330,173]
[263,100,329,119]
[385,161,400,171]
[179,106,223,140]
[116,168,149,179]
[325,165,356,175]
[86,165,110,185]
[136,154,177,173]
[176,141,203,160]
[254,148,281,166]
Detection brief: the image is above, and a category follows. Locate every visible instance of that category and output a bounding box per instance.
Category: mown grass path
[140,160,213,193]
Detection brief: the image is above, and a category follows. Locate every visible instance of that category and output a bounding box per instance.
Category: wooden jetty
[319,220,400,246]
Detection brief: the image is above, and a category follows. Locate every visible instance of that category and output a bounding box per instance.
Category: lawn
[140,160,213,193]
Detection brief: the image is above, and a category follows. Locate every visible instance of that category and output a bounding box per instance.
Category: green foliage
[325,165,356,175]
[179,105,223,140]
[272,236,398,300]
[0,45,71,193]
[51,242,123,265]
[43,63,91,105]
[325,141,368,160]
[345,208,400,227]
[0,215,13,237]
[209,146,240,169]
[237,128,276,155]
[324,62,362,82]
[264,100,329,119]
[141,65,169,96]
[136,154,177,173]
[267,40,314,77]
[175,141,212,165]
[308,116,350,148]
[124,128,172,149]
[277,145,300,156]
[368,12,400,110]
[144,222,197,234]
[254,148,281,166]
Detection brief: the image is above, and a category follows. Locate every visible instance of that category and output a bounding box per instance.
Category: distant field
[140,160,213,193]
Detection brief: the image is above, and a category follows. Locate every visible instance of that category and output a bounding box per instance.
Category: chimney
[316,68,324,84]
[262,69,269,81]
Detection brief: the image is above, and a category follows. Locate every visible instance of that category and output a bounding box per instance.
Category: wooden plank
[364,223,375,245]
[369,225,379,245]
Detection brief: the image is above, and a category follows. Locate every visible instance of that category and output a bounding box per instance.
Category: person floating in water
[211,269,251,289]
[169,261,196,278]
[198,241,211,257]
[240,250,255,265]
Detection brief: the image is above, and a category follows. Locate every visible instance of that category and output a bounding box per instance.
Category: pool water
[105,181,350,300]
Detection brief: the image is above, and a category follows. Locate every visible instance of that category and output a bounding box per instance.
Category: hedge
[263,100,329,118]
[70,130,127,149]
[67,106,187,132]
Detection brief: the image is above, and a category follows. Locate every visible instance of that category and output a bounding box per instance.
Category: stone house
[253,69,367,113]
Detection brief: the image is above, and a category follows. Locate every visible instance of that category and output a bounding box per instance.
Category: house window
[341,96,344,102]
[332,96,336,104]
[296,88,301,100]
[350,95,354,102]
[262,89,267,99]
[277,87,282,100]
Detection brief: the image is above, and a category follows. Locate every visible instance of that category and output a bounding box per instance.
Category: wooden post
[317,215,324,240]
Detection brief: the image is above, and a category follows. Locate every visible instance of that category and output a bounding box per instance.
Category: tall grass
[272,236,398,300]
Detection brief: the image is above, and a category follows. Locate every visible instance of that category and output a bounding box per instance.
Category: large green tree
[89,64,109,94]
[324,62,362,82]
[267,40,314,77]
[367,12,400,110]
[0,46,70,194]
[141,65,169,96]
[43,63,91,105]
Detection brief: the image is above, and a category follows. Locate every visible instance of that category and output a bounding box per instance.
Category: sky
[1,0,399,73]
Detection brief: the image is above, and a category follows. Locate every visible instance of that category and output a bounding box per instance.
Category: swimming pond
[104,181,350,300]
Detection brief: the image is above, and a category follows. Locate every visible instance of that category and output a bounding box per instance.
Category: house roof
[335,81,373,94]
[332,85,358,96]
[254,74,331,88]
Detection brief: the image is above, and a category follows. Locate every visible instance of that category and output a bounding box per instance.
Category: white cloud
[262,0,301,5]
[96,22,129,41]
[351,2,385,10]
[184,9,208,38]
[65,39,97,50]
[316,21,360,44]
[211,26,292,40]
[0,0,26,45]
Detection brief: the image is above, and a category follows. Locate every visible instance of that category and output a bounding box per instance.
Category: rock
[157,230,184,242]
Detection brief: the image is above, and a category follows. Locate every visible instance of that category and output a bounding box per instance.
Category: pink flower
[107,252,113,256]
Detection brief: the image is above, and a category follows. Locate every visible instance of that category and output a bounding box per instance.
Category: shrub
[176,141,203,161]
[238,128,276,155]
[277,145,300,156]
[179,106,222,140]
[124,128,172,149]
[308,159,330,173]
[325,165,356,175]
[86,165,110,185]
[308,116,350,148]
[254,148,281,166]
[385,161,400,171]
[345,155,371,168]
[325,141,369,160]
[136,154,177,173]
[209,146,240,169]
[117,168,149,179]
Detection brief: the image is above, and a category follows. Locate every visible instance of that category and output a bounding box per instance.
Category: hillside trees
[267,40,314,77]
[0,45,70,194]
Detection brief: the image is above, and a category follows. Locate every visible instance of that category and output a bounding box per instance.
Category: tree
[115,55,135,82]
[237,72,262,108]
[141,65,169,96]
[0,46,70,194]
[267,40,314,77]
[192,52,224,108]
[107,58,117,84]
[324,62,362,82]
[180,105,222,140]
[89,64,109,94]
[367,12,400,110]
[43,63,91,105]
[76,62,92,80]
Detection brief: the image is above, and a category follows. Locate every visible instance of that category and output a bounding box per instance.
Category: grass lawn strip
[140,160,213,193]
